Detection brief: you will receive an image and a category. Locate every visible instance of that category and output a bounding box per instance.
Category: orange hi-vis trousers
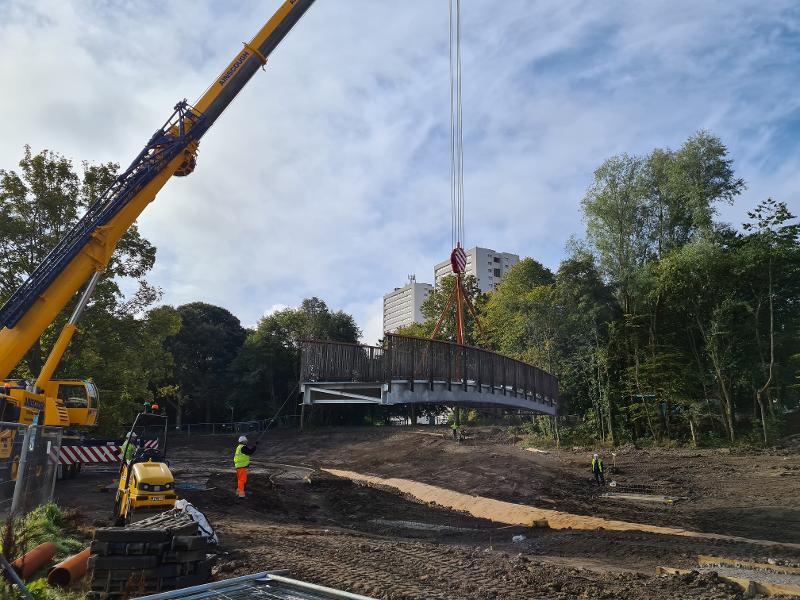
[236,467,248,496]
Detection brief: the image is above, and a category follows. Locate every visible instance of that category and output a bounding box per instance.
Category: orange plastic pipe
[11,542,56,580]
[47,546,90,587]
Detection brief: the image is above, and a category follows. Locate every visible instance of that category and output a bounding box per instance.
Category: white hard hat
[238,436,248,444]
[593,453,599,458]
[126,431,137,439]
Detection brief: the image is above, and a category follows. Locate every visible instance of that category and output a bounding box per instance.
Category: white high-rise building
[383,276,434,333]
[434,247,519,293]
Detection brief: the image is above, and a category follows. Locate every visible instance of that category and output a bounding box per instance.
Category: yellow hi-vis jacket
[120,440,135,462]
[234,444,251,469]
[591,457,604,473]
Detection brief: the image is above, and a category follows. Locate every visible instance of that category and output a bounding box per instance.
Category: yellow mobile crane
[0,0,316,482]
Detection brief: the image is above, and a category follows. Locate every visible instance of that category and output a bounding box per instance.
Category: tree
[227,298,361,421]
[554,253,618,439]
[0,146,157,374]
[643,132,745,257]
[581,153,650,314]
[740,199,800,443]
[481,258,557,370]
[56,305,180,431]
[655,239,743,441]
[166,303,247,423]
[667,131,745,233]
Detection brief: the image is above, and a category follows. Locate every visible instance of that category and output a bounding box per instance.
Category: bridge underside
[302,380,556,415]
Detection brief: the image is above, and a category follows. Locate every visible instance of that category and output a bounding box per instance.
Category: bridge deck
[300,334,558,415]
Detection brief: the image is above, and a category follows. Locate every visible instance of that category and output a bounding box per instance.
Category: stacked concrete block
[88,511,215,598]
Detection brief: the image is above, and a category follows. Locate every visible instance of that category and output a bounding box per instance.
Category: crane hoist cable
[449,0,465,249]
[433,0,486,347]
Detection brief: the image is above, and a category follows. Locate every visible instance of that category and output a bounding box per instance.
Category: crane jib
[199,0,315,126]
[0,0,316,332]
[218,51,251,88]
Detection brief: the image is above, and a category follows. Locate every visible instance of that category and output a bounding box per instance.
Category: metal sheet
[135,571,377,600]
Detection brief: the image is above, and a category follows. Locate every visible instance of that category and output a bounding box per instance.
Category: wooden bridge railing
[300,334,558,406]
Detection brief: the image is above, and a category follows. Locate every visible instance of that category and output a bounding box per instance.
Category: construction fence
[0,421,62,518]
[123,416,300,440]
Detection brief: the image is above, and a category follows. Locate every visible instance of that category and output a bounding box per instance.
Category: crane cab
[41,379,99,427]
[0,379,99,428]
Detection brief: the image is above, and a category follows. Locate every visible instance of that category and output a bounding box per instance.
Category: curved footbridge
[300,334,558,415]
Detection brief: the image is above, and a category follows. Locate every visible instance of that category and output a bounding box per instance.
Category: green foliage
[393,322,430,338]
[0,146,157,378]
[16,503,84,558]
[226,297,361,423]
[166,303,247,423]
[570,132,796,446]
[0,503,86,600]
[480,132,796,448]
[2,575,85,599]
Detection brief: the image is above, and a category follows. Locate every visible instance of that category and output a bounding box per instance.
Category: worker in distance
[591,453,605,486]
[119,431,139,462]
[234,435,258,498]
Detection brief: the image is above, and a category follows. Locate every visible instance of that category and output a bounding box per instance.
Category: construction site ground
[56,427,800,599]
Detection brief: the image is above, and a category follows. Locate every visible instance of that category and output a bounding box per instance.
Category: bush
[17,504,84,558]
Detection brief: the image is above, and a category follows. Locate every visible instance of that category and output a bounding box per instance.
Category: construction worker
[450,421,459,441]
[120,432,138,462]
[591,453,605,486]
[234,435,257,498]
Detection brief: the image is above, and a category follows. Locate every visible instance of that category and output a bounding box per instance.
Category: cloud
[1,0,798,346]
[262,303,289,319]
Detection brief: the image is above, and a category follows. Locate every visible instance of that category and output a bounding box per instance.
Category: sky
[1,0,799,344]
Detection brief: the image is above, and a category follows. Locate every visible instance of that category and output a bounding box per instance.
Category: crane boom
[0,0,315,380]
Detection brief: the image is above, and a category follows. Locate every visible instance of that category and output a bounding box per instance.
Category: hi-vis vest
[592,457,604,472]
[234,444,250,469]
[120,440,135,461]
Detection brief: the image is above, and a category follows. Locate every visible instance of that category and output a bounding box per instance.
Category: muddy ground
[56,427,800,599]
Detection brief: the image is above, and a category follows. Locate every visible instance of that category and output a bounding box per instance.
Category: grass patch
[1,504,88,599]
[6,578,86,600]
[6,504,85,559]
[23,504,85,558]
